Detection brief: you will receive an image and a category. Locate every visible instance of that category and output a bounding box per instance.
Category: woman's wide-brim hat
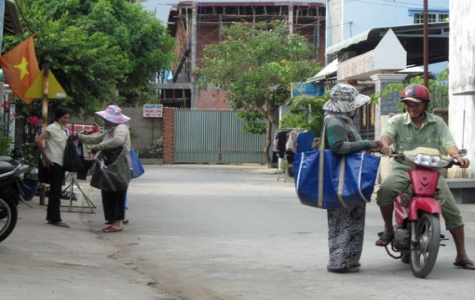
[323,83,370,113]
[95,105,130,124]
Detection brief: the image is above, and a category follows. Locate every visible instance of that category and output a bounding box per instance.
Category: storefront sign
[143,104,163,118]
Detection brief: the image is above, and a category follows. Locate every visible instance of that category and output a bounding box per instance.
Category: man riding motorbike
[376,84,475,270]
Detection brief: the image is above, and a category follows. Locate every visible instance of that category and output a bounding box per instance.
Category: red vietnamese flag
[0,34,40,104]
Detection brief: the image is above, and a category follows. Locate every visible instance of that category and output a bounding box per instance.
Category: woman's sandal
[102,226,123,233]
[47,221,70,228]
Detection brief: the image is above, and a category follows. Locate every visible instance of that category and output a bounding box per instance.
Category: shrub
[139,137,163,159]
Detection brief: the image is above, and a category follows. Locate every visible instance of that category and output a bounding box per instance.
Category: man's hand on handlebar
[455,157,470,168]
[380,146,393,156]
[450,148,470,168]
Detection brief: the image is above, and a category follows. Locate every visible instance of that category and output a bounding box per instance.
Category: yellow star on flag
[14,56,30,79]
[0,34,40,103]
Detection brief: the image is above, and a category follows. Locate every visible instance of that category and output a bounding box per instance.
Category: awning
[326,30,372,57]
[326,22,449,66]
[307,59,338,82]
[397,66,425,74]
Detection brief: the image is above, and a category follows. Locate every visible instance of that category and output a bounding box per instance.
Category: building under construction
[156,1,326,108]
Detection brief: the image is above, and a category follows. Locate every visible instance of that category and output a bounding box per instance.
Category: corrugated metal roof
[326,22,449,66]
[4,0,23,35]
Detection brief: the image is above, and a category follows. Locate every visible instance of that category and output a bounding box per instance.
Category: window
[414,13,449,24]
[438,14,449,22]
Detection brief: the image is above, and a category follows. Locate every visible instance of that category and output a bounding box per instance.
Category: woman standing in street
[322,84,381,273]
[78,105,131,233]
[35,107,72,228]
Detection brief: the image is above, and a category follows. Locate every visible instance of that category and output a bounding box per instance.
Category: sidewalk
[0,184,172,300]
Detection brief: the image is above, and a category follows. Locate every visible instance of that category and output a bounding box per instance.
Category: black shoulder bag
[63,136,84,173]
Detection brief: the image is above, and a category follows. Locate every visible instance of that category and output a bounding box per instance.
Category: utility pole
[423,0,429,87]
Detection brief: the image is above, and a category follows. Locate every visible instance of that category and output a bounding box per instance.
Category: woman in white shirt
[35,108,72,228]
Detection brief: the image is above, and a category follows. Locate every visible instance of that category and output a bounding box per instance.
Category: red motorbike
[379,147,464,278]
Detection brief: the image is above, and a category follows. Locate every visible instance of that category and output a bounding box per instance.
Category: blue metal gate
[174,109,266,163]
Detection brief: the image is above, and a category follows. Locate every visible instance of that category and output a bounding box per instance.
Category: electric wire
[346,0,447,10]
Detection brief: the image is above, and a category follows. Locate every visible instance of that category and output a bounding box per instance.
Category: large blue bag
[130,148,145,179]
[294,147,380,210]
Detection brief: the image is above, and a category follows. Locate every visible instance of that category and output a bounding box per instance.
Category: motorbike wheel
[0,196,18,243]
[401,252,410,264]
[410,212,441,278]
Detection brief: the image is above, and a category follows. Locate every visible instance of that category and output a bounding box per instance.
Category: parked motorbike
[0,155,30,243]
[379,147,465,278]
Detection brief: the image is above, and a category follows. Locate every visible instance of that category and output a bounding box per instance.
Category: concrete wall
[327,0,343,46]
[70,107,163,151]
[449,0,475,179]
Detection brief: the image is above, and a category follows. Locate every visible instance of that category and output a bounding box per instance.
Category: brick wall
[195,88,232,109]
[162,107,175,164]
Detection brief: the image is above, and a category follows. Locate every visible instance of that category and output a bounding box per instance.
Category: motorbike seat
[0,161,15,175]
[0,156,14,163]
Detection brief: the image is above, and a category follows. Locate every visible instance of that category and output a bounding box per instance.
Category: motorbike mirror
[459,149,468,156]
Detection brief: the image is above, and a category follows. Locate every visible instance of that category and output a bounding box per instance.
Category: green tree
[194,21,320,166]
[3,0,174,115]
[282,94,328,138]
[371,68,449,110]
[0,114,13,155]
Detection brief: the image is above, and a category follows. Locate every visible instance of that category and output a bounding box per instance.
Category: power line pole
[423,0,429,87]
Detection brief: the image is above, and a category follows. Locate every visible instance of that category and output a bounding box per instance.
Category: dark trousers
[46,163,65,223]
[101,190,127,221]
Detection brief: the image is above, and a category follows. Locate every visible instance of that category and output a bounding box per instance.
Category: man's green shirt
[384,112,456,167]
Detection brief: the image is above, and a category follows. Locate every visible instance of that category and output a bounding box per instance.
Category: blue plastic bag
[294,150,380,209]
[129,148,145,179]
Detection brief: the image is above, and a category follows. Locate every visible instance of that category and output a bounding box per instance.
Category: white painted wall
[448,0,475,178]
[373,29,406,70]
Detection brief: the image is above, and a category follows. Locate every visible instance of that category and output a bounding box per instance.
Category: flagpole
[39,64,50,206]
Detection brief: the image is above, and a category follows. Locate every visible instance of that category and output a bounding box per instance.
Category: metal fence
[174,109,266,163]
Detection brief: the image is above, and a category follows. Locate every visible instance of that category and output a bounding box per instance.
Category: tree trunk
[263,118,273,167]
[258,98,279,168]
[263,118,279,168]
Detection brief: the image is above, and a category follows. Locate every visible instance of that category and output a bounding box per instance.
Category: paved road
[1,164,475,300]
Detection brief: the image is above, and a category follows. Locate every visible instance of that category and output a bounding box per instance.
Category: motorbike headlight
[406,154,449,168]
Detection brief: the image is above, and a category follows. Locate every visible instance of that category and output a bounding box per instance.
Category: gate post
[162,107,175,164]
[370,73,407,184]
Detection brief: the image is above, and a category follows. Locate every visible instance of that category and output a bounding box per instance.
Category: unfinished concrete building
[157,1,326,108]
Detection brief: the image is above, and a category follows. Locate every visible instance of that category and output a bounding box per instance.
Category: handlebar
[449,158,463,168]
[385,148,465,169]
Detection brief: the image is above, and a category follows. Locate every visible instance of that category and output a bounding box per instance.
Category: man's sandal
[454,260,475,270]
[375,232,394,247]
